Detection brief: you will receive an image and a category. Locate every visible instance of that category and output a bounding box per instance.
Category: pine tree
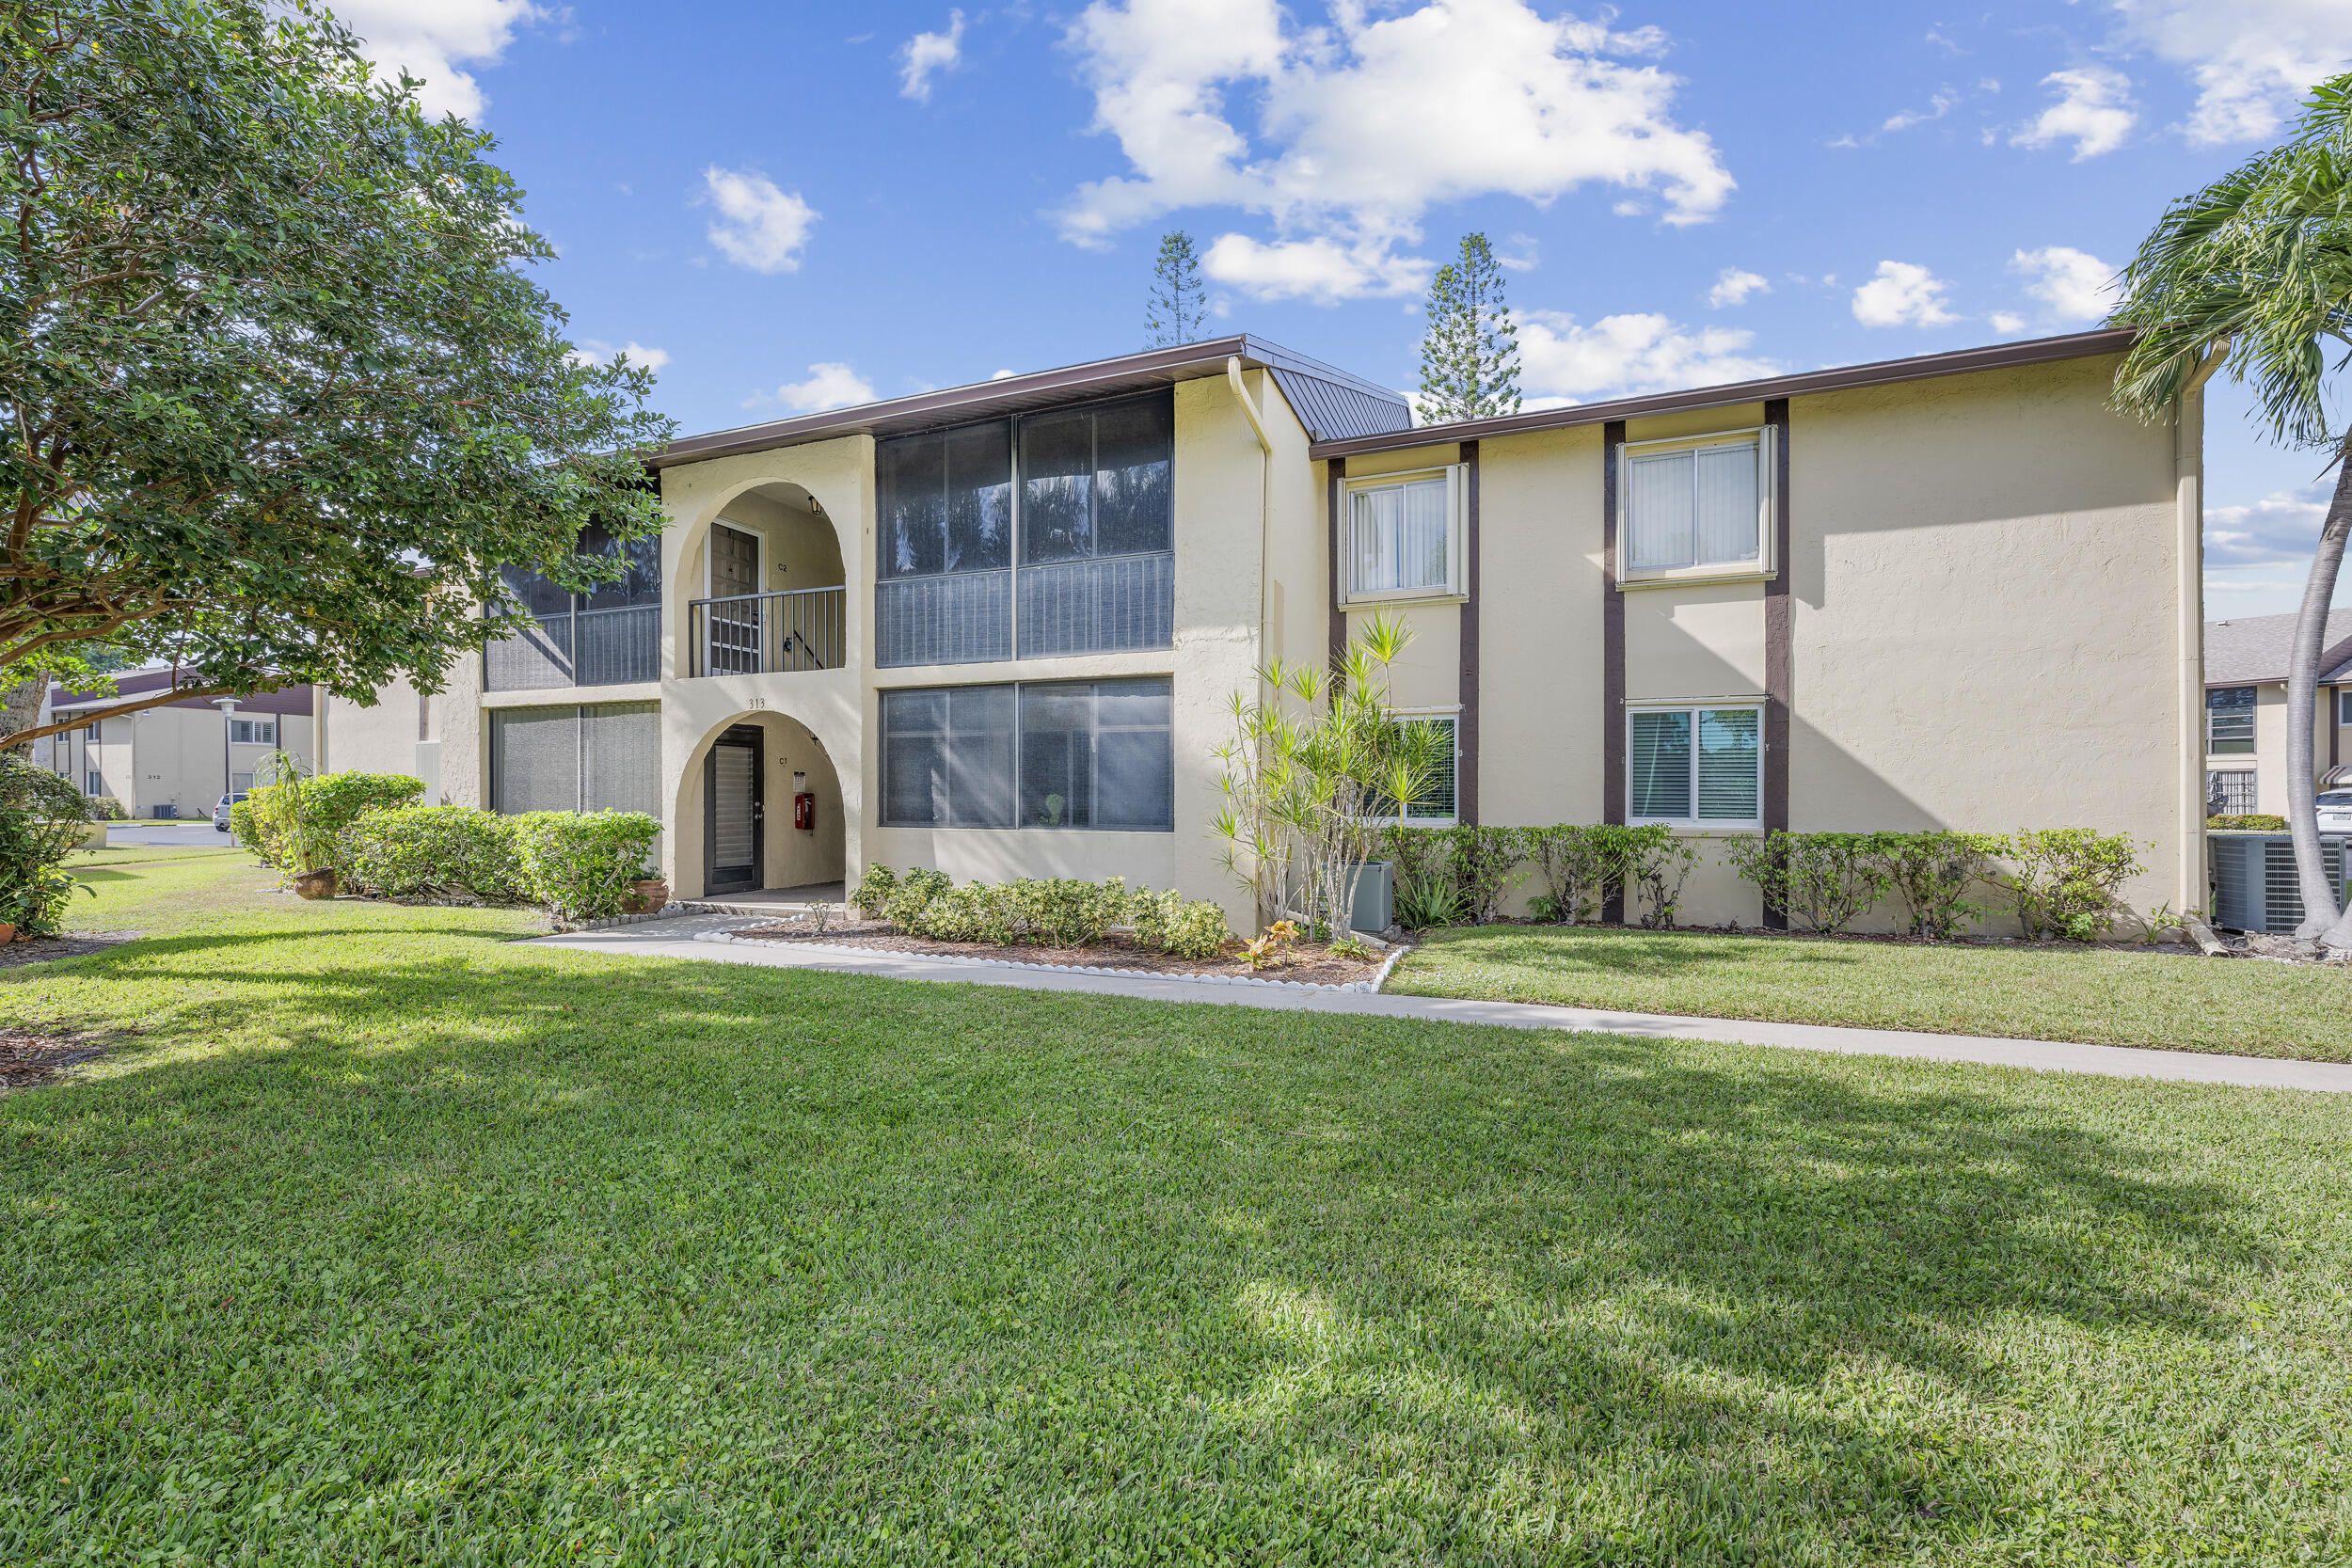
[1416,233,1522,422]
[1145,230,1207,348]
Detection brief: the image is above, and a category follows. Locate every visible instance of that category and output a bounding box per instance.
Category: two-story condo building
[319,326,2210,929]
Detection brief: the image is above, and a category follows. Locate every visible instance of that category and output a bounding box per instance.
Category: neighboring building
[43,669,315,819]
[2201,608,2352,817]
[322,326,2208,929]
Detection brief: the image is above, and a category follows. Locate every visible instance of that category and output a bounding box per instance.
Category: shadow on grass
[0,941,2304,1557]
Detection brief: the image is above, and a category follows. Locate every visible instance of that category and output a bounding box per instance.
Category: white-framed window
[230,771,254,794]
[1343,466,1466,603]
[1368,711,1458,824]
[83,721,100,740]
[229,718,275,745]
[1618,430,1772,583]
[1628,705,1763,826]
[2339,689,2351,726]
[84,770,103,796]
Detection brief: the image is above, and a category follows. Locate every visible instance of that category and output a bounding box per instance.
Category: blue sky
[342,0,2350,618]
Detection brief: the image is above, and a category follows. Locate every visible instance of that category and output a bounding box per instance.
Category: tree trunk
[2289,455,2352,941]
[0,675,45,747]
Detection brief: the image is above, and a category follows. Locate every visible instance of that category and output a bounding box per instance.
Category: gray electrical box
[1349,861,1394,934]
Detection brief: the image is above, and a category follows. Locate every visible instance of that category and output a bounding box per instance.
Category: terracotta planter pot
[293,868,340,900]
[625,878,670,914]
[0,924,17,945]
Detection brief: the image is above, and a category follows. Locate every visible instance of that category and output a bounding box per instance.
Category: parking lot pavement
[104,820,238,849]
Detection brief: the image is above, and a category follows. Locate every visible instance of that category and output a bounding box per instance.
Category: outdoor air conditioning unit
[2209,832,2348,934]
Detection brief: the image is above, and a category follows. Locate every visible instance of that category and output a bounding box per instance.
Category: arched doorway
[684,708,845,903]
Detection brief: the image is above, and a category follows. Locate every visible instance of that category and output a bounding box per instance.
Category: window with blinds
[2206,686,2255,755]
[492,702,660,817]
[1343,468,1462,601]
[1366,715,1457,823]
[1628,705,1761,825]
[881,678,1172,832]
[1620,434,1768,579]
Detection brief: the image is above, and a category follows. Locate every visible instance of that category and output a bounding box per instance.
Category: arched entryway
[682,709,845,903]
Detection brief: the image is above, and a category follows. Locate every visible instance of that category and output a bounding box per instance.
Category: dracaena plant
[1213,612,1452,939]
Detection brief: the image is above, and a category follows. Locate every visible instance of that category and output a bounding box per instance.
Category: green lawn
[1390,923,2352,1062]
[3,858,2349,1561]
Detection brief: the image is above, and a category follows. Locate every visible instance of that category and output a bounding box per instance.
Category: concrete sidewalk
[529,916,2352,1095]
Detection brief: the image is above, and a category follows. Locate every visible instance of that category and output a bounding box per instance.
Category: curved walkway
[530,915,2352,1095]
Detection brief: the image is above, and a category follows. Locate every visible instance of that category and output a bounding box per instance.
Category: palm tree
[2107,71,2352,949]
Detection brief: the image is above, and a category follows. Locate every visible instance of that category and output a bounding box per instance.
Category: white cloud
[1201,232,1430,303]
[1057,0,1733,299]
[1883,89,1961,132]
[1707,268,1770,309]
[1516,310,1779,404]
[703,167,818,274]
[1496,234,1540,271]
[898,10,966,103]
[2205,483,2332,565]
[990,369,1019,381]
[1989,310,2027,334]
[2100,0,2351,145]
[1851,261,1958,328]
[329,0,543,119]
[568,340,671,372]
[743,363,876,414]
[2010,245,2120,323]
[2011,67,2137,159]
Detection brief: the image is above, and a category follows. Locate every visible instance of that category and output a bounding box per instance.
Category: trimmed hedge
[507,812,662,922]
[343,807,528,902]
[859,865,1232,958]
[242,770,424,870]
[2209,814,2289,832]
[84,796,126,821]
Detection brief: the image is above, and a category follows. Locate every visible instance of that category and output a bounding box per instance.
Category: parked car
[214,792,246,832]
[2318,789,2352,834]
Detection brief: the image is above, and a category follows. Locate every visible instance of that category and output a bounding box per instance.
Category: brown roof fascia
[1307,327,2142,460]
[652,335,1406,470]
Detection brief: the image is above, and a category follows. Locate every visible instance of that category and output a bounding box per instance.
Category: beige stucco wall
[1788,354,2182,927]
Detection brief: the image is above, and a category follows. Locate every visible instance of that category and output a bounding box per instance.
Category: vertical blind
[494,701,660,817]
[1625,439,1762,572]
[1629,706,1761,823]
[1348,477,1451,596]
[882,678,1172,832]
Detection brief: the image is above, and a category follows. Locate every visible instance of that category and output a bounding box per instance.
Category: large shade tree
[0,0,673,751]
[2108,71,2352,950]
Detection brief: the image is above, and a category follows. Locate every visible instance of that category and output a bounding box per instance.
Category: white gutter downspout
[1227,356,1275,684]
[2177,342,2228,915]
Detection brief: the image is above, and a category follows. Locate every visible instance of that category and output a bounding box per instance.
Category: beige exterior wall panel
[1788,356,2183,922]
[1620,582,1768,702]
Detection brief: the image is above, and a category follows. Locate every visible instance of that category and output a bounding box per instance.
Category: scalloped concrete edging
[696,926,1408,995]
[558,904,687,934]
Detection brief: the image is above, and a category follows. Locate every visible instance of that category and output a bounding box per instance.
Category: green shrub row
[240,770,426,869]
[1378,823,2148,942]
[2208,814,2288,832]
[851,864,1231,959]
[0,756,93,934]
[84,796,127,821]
[338,805,661,921]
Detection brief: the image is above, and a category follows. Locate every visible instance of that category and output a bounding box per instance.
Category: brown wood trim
[2333,684,2343,770]
[1457,440,1480,826]
[1326,457,1346,670]
[1601,420,1626,925]
[1761,398,1794,929]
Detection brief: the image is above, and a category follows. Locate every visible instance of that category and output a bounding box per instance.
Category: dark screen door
[708,525,762,675]
[705,725,762,895]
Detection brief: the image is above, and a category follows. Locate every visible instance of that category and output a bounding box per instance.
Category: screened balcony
[485,525,661,692]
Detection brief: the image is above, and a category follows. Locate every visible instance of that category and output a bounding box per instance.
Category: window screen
[882,678,1172,832]
[2342,689,2352,727]
[1625,439,1761,572]
[1019,395,1172,564]
[491,702,660,817]
[878,419,1012,578]
[1367,716,1457,823]
[1348,477,1452,596]
[2207,686,2255,754]
[1629,706,1762,824]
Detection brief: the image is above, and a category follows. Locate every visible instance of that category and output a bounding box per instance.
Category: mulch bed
[0,1024,109,1091]
[0,931,142,969]
[729,916,1386,986]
